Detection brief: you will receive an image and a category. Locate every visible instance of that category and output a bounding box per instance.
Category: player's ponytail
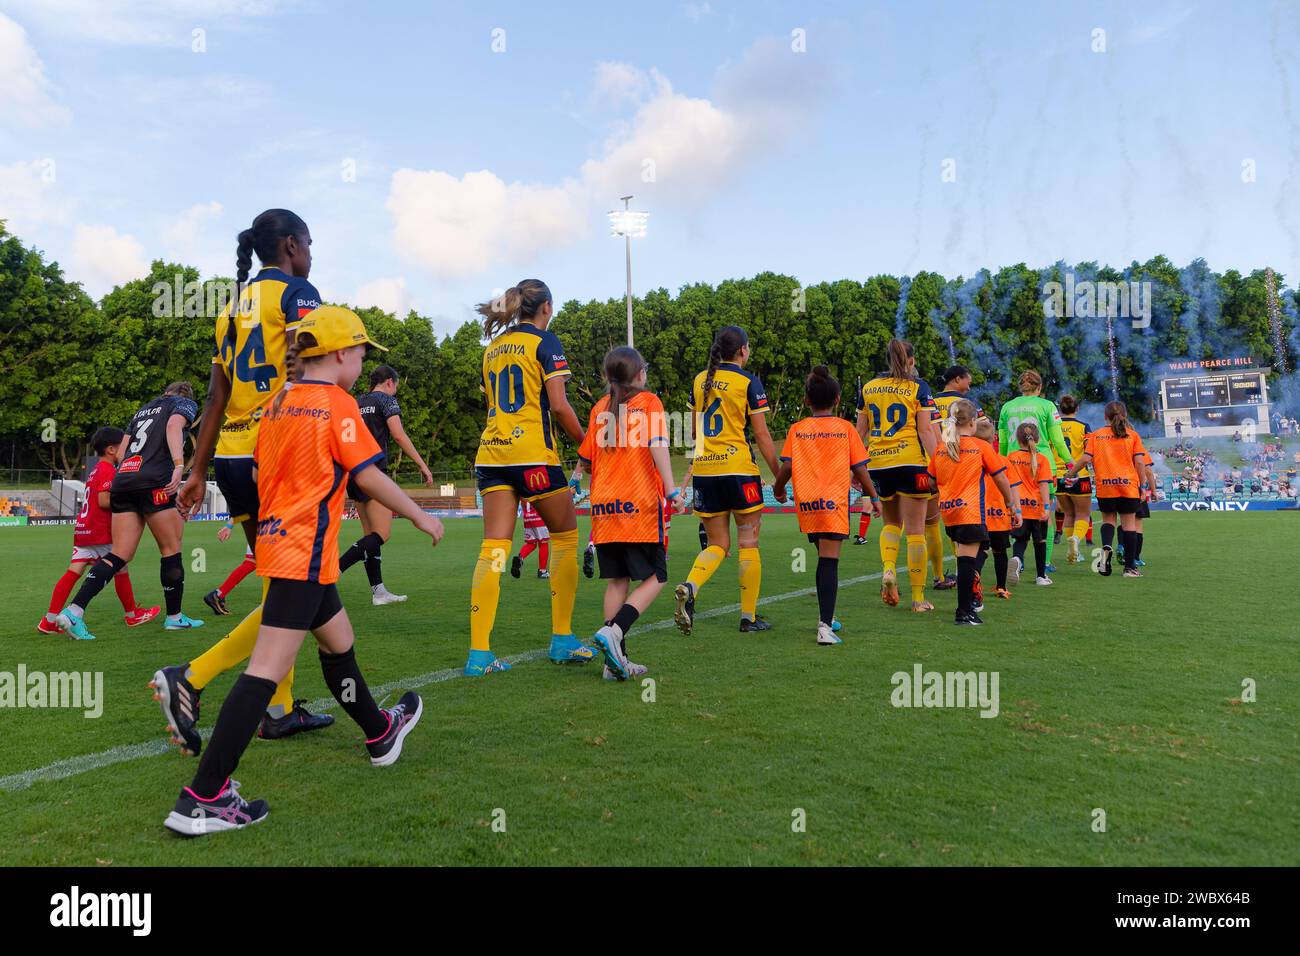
[804,364,841,411]
[477,279,552,340]
[702,325,748,398]
[603,345,646,434]
[1016,421,1041,480]
[942,398,977,461]
[231,209,308,343]
[271,332,316,416]
[886,338,914,381]
[1105,400,1129,438]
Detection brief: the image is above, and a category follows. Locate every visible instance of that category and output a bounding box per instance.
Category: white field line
[0,560,949,792]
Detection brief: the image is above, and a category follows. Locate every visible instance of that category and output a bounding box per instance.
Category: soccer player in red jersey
[38,427,160,634]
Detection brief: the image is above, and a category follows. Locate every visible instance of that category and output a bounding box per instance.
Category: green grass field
[1,512,1296,866]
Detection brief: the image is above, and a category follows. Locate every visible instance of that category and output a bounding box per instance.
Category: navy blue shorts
[692,474,764,517]
[215,458,258,523]
[475,464,569,502]
[869,465,933,501]
[346,460,387,504]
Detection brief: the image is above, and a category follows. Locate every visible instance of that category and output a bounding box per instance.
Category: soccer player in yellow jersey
[855,339,940,611]
[673,326,782,634]
[152,209,332,756]
[1054,394,1094,564]
[466,279,594,676]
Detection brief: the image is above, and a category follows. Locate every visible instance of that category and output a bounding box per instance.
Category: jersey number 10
[488,364,526,414]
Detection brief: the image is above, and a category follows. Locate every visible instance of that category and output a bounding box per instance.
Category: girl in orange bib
[1006,422,1054,586]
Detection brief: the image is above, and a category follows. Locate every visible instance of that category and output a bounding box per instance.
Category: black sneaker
[151,664,202,756]
[853,535,867,545]
[165,778,268,837]
[203,588,230,616]
[510,555,522,579]
[739,616,773,633]
[367,691,423,766]
[258,700,335,740]
[673,582,695,635]
[1099,545,1113,577]
[583,546,595,578]
[954,612,983,626]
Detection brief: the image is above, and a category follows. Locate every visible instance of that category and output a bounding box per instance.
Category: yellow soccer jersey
[930,389,983,424]
[857,375,936,468]
[475,324,572,467]
[689,363,769,477]
[1058,416,1092,478]
[212,267,321,458]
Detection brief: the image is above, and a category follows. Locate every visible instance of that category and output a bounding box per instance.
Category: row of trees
[1,220,1296,478]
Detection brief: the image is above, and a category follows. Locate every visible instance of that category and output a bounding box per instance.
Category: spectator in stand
[1174,419,1183,437]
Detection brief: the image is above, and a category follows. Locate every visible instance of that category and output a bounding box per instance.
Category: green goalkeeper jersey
[998,394,1072,468]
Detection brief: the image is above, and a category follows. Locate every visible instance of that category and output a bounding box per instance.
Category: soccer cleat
[972,598,985,612]
[583,545,595,578]
[464,649,511,676]
[853,535,867,545]
[126,605,162,627]
[509,555,522,579]
[1036,576,1053,586]
[831,618,842,632]
[55,610,96,641]
[1099,545,1113,577]
[954,611,983,626]
[165,778,268,837]
[36,617,64,635]
[739,616,773,632]
[880,568,900,607]
[548,633,596,664]
[371,584,408,606]
[258,700,334,740]
[1007,556,1022,585]
[1053,531,1062,544]
[164,613,205,630]
[203,589,230,616]
[366,691,423,767]
[994,587,1012,600]
[1066,536,1081,563]
[591,627,632,680]
[1044,563,1057,574]
[603,660,648,682]
[972,572,984,609]
[1134,558,1146,568]
[673,582,695,635]
[1123,567,1142,578]
[933,573,957,591]
[537,569,550,579]
[816,622,842,645]
[151,664,203,756]
[911,600,935,613]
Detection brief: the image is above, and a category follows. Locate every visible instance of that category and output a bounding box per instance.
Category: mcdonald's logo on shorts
[742,481,761,504]
[524,466,549,492]
[152,488,170,505]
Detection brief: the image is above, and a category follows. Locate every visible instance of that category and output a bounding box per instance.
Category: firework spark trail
[1105,310,1120,401]
[1266,268,1289,373]
[895,275,912,339]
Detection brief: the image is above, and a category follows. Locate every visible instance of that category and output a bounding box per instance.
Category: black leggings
[1013,519,1048,577]
[986,530,1011,589]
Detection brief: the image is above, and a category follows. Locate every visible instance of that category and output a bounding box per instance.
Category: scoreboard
[1159,368,1271,437]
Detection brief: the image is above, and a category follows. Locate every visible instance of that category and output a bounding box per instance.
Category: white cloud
[71,223,149,296]
[387,168,588,280]
[682,2,714,21]
[0,13,70,126]
[162,200,223,251]
[0,159,72,236]
[592,61,652,109]
[1,1,292,47]
[355,277,413,317]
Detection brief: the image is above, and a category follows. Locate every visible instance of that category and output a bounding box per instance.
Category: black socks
[956,554,977,615]
[340,532,384,587]
[70,552,127,611]
[191,673,276,798]
[319,646,389,740]
[160,552,184,615]
[815,556,838,626]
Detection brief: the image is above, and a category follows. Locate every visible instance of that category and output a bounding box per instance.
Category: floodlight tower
[607,196,648,347]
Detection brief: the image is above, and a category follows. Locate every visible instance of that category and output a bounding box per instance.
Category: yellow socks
[185,583,267,689]
[686,545,726,597]
[738,547,761,622]
[906,534,927,603]
[470,538,511,651]
[549,528,579,635]
[925,520,944,579]
[879,524,902,572]
[267,667,295,717]
[1072,519,1089,541]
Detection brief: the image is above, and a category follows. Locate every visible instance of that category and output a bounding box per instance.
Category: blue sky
[1,0,1297,336]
